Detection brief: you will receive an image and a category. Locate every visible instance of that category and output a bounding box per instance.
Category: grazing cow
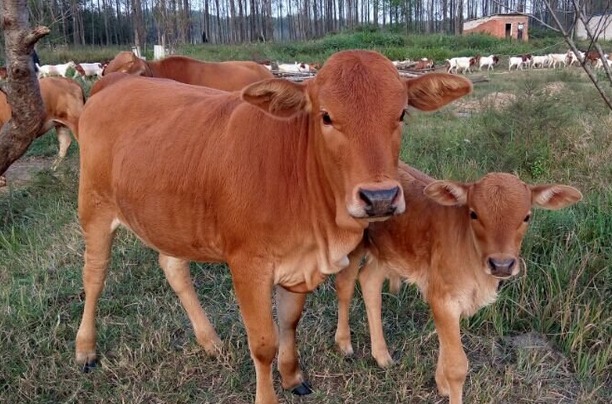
[509,54,531,71]
[548,53,568,69]
[446,57,476,74]
[102,51,274,91]
[75,62,104,79]
[414,58,435,70]
[0,77,84,169]
[334,163,582,404]
[76,50,472,404]
[478,55,499,71]
[36,61,77,78]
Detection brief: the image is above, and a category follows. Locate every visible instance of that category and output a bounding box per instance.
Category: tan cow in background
[102,51,274,91]
[0,76,84,169]
[76,50,472,403]
[334,162,582,404]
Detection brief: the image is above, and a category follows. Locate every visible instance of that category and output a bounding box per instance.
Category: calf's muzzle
[487,256,517,278]
[358,186,402,217]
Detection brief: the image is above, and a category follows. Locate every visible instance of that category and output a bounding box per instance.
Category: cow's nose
[358,186,401,217]
[488,257,516,278]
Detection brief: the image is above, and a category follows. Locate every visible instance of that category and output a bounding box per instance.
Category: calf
[36,61,77,78]
[334,163,582,404]
[478,55,499,71]
[0,77,84,169]
[76,51,472,404]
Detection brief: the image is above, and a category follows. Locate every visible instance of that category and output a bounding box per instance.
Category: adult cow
[334,162,582,404]
[102,51,274,91]
[76,50,472,404]
[0,76,84,169]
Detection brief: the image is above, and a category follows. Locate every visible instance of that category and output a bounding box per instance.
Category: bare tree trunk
[0,1,50,182]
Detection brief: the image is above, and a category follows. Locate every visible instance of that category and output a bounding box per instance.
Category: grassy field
[1,34,611,403]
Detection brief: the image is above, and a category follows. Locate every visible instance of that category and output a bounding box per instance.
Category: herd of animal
[0,49,583,404]
[443,49,611,73]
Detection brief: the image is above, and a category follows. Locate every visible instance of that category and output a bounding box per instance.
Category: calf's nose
[488,257,516,278]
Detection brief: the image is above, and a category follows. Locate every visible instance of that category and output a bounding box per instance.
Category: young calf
[334,163,582,404]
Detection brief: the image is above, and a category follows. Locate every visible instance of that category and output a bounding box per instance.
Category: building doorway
[505,23,512,38]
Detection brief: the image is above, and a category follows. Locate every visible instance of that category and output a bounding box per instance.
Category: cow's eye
[470,210,478,220]
[399,110,406,122]
[524,213,531,223]
[321,112,332,126]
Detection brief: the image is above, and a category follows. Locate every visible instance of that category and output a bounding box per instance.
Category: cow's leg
[276,286,312,395]
[431,299,467,404]
[75,211,115,371]
[158,254,222,356]
[359,260,394,367]
[230,263,278,404]
[334,254,361,356]
[52,125,72,170]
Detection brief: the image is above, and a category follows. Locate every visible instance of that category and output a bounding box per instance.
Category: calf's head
[103,51,151,77]
[424,173,582,279]
[242,50,472,226]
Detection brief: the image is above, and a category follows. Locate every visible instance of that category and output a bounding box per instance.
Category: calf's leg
[334,252,361,356]
[430,299,467,404]
[275,286,311,394]
[159,254,222,356]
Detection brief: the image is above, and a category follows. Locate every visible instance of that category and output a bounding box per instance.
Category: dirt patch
[0,156,54,192]
[454,91,517,115]
[543,81,566,95]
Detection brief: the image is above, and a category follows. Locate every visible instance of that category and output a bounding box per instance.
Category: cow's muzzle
[487,256,518,279]
[349,182,405,219]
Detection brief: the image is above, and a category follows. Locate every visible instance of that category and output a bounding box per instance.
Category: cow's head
[424,173,582,279]
[242,50,472,228]
[102,51,151,77]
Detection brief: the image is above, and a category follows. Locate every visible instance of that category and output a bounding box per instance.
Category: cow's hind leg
[158,254,222,356]
[75,212,115,371]
[230,260,279,404]
[52,125,72,170]
[276,286,312,395]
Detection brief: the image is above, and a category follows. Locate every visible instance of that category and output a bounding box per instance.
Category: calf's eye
[322,112,332,126]
[399,110,406,122]
[524,214,531,223]
[470,210,478,220]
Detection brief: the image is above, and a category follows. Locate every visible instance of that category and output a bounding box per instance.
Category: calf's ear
[530,184,583,210]
[424,180,468,206]
[242,79,310,119]
[405,73,472,111]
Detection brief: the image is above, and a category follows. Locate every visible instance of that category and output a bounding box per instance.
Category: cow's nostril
[488,257,516,277]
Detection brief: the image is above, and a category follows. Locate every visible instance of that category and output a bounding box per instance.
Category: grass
[1,35,611,403]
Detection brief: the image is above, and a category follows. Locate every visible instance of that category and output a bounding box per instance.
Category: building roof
[464,13,530,23]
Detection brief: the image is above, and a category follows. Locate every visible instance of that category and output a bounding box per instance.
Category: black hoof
[81,360,97,373]
[291,381,313,396]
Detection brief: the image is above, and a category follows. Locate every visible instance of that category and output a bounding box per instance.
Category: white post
[154,45,165,60]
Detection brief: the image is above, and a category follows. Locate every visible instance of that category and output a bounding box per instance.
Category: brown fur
[334,163,582,404]
[0,76,84,167]
[103,51,274,91]
[75,50,472,404]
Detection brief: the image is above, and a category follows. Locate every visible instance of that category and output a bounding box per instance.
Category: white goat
[36,61,77,78]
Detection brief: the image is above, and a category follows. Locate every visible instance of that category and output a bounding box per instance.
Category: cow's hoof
[291,381,313,396]
[81,359,97,373]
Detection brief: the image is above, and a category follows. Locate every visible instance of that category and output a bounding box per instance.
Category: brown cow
[334,163,582,404]
[102,51,274,91]
[76,50,472,403]
[0,76,84,169]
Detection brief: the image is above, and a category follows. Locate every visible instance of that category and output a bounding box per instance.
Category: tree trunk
[0,1,50,182]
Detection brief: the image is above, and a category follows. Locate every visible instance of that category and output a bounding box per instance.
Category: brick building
[463,13,529,41]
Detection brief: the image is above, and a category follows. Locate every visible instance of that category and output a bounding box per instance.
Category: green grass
[1,38,611,403]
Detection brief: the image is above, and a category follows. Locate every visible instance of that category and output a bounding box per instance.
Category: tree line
[25,0,612,49]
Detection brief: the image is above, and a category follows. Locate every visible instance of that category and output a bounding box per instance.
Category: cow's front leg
[275,286,312,395]
[159,254,222,356]
[230,262,279,404]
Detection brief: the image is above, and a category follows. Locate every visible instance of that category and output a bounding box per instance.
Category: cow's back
[150,56,274,91]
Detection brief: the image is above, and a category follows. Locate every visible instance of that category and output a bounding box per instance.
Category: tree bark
[0,1,50,181]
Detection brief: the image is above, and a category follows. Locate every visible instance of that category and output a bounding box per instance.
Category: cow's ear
[424,180,468,206]
[405,73,472,111]
[530,184,583,210]
[241,79,310,118]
